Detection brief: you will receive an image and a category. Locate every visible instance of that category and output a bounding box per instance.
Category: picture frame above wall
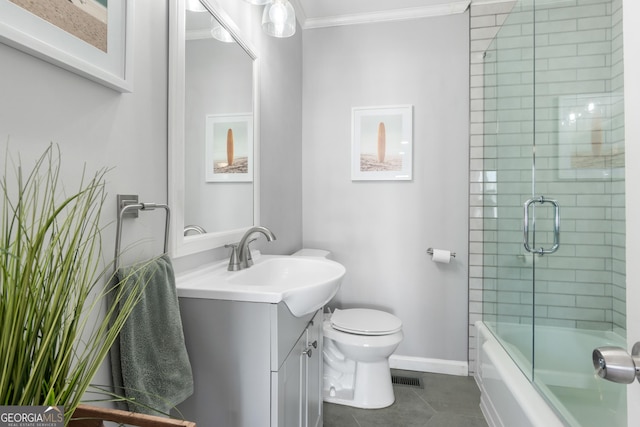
[205,113,254,183]
[0,0,133,92]
[351,105,413,181]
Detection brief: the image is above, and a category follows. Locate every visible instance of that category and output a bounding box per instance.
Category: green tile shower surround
[469,0,626,425]
[468,0,625,373]
[468,1,518,374]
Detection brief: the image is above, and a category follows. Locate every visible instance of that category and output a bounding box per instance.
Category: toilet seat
[331,308,402,336]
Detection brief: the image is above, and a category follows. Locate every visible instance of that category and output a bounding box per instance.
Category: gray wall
[0,0,169,387]
[302,15,470,363]
[258,22,303,256]
[0,4,173,267]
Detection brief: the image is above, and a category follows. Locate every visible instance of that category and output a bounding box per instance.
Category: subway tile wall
[467,0,625,374]
[468,0,517,374]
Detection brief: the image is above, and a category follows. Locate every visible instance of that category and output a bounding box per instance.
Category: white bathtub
[475,321,626,427]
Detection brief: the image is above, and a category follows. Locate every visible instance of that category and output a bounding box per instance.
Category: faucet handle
[225,243,241,271]
[246,237,258,267]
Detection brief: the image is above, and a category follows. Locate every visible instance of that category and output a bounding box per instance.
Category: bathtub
[475,321,626,427]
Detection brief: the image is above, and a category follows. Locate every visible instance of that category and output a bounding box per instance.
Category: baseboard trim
[389,355,469,376]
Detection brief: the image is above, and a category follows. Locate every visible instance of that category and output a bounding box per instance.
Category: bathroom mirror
[169,0,259,257]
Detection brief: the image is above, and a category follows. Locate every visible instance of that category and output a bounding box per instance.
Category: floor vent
[391,375,424,389]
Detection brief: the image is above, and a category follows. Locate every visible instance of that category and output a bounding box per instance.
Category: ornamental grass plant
[0,145,147,425]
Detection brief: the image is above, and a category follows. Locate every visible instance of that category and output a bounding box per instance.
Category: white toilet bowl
[323,308,403,409]
[291,249,404,409]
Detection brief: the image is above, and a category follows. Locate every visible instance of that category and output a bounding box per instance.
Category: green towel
[110,254,193,415]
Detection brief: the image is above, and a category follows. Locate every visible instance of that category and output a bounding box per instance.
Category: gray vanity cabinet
[176,297,323,427]
[272,309,323,427]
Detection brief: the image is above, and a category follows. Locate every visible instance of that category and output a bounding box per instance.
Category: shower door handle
[523,196,560,255]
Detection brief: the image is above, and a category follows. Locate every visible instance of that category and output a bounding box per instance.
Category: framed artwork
[558,94,624,180]
[0,0,133,92]
[351,105,413,181]
[205,113,253,183]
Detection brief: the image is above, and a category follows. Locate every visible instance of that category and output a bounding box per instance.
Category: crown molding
[290,0,308,27]
[292,0,471,30]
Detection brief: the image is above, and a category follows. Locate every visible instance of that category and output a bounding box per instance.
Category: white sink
[175,254,345,317]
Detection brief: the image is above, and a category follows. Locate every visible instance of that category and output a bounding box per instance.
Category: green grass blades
[0,144,147,425]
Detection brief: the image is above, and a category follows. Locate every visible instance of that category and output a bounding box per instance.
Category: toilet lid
[331,308,402,336]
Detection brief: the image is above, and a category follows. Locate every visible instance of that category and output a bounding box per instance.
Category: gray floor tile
[323,370,488,427]
[324,403,361,427]
[345,387,436,427]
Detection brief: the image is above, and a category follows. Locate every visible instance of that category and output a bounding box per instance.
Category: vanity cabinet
[176,297,323,427]
[272,310,323,427]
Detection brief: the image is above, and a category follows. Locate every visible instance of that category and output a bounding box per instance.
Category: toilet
[292,249,404,409]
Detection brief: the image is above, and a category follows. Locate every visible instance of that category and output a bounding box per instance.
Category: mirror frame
[168,0,260,258]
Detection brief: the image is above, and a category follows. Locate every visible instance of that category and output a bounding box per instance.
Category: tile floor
[323,369,489,427]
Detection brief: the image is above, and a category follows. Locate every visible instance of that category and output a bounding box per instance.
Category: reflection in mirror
[169,0,259,257]
[184,8,254,234]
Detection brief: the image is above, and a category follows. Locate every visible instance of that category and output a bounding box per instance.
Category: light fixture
[211,18,234,43]
[243,0,271,5]
[261,0,296,38]
[185,0,207,12]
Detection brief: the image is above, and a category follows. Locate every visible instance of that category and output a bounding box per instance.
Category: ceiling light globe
[262,0,296,38]
[269,2,287,26]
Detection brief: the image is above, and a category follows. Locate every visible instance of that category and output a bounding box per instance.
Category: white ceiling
[291,0,472,29]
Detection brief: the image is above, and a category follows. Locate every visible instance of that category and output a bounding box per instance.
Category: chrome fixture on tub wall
[593,343,640,384]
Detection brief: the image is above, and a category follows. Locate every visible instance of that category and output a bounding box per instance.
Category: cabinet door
[272,309,324,427]
[274,331,306,427]
[306,310,323,427]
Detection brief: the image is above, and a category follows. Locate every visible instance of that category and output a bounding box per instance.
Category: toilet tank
[292,248,332,259]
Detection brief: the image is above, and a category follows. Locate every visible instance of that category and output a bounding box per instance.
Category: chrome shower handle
[523,196,560,255]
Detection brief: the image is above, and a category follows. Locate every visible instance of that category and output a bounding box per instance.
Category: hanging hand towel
[110,254,193,416]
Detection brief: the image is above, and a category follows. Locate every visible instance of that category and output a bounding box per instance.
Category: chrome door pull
[593,343,640,384]
[523,196,560,255]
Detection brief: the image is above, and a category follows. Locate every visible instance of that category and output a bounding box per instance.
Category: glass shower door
[530,0,626,425]
[483,0,627,425]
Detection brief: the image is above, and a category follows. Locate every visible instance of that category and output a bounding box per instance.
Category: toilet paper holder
[427,248,456,259]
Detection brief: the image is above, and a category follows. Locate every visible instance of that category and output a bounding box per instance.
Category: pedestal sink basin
[175,253,345,317]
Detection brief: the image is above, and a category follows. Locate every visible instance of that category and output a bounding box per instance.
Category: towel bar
[114,194,171,271]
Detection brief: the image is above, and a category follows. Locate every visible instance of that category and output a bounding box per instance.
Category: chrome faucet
[183,224,207,236]
[227,226,276,271]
